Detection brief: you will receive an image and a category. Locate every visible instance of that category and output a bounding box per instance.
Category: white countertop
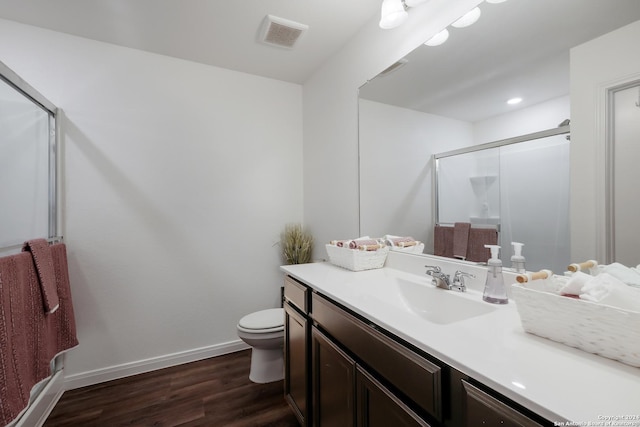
[281,253,640,424]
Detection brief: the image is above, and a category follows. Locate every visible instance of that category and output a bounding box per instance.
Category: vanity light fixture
[424,28,449,46]
[379,0,408,29]
[451,7,482,28]
[507,97,523,105]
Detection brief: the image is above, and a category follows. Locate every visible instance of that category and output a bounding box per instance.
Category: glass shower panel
[499,135,570,273]
[437,147,500,225]
[0,78,51,248]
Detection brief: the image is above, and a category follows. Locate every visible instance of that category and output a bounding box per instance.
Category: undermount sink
[395,278,496,324]
[344,273,497,325]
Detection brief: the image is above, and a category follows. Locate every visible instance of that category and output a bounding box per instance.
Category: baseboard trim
[64,340,250,391]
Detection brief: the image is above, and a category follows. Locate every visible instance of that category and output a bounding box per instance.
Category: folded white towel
[600,262,640,288]
[578,273,640,311]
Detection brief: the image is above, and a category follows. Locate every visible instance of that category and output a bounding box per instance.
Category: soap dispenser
[483,245,508,304]
[511,242,526,274]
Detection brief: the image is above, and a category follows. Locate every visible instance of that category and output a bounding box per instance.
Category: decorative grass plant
[281,223,313,265]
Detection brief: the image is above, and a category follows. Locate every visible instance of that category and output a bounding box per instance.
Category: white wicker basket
[390,243,425,254]
[325,244,389,271]
[511,283,640,367]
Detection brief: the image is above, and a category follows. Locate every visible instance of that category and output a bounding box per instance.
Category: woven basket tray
[511,284,640,367]
[325,244,389,271]
[390,243,425,254]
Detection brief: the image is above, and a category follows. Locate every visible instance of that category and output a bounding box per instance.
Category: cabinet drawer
[284,276,309,313]
[461,380,543,427]
[312,293,442,422]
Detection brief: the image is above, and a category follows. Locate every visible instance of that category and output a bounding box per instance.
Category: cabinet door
[356,367,431,427]
[461,380,544,427]
[285,303,309,426]
[312,327,356,427]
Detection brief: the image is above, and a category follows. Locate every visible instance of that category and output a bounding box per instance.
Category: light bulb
[425,29,449,46]
[507,97,522,105]
[379,0,408,29]
[451,7,481,28]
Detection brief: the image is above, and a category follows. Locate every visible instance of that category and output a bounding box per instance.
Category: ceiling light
[486,0,508,3]
[451,7,482,28]
[425,29,449,46]
[507,97,522,105]
[379,0,408,29]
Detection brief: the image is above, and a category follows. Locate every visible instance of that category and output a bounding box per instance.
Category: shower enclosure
[434,126,570,273]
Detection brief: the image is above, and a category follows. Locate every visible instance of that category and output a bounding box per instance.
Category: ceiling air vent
[259,15,308,49]
[378,59,408,77]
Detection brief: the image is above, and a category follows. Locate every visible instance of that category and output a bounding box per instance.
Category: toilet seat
[237,308,284,334]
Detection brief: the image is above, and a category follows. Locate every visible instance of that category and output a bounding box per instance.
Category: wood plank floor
[44,350,299,427]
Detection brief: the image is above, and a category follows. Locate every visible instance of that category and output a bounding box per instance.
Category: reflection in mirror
[611,82,640,266]
[358,0,640,270]
[435,127,570,273]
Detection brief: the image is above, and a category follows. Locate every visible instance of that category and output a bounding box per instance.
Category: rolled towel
[385,235,416,246]
[560,271,592,296]
[358,243,385,251]
[349,239,379,249]
[330,240,352,248]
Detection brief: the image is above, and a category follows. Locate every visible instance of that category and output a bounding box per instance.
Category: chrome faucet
[451,270,475,292]
[425,265,451,290]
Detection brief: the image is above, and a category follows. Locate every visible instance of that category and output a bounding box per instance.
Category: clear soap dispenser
[511,242,526,274]
[483,244,508,304]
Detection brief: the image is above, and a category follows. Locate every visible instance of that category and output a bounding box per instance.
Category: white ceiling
[360,0,640,122]
[0,0,381,84]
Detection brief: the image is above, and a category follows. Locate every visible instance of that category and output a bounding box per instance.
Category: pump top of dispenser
[484,244,502,267]
[510,242,526,273]
[511,242,524,262]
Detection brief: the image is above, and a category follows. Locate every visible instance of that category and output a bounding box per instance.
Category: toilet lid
[239,308,284,330]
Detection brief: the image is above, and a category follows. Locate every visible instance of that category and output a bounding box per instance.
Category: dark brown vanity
[283,274,550,427]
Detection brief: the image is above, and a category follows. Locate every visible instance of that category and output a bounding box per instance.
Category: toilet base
[249,346,284,384]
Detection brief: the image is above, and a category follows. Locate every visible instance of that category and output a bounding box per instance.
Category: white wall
[303,0,483,259]
[359,99,473,250]
[473,96,569,144]
[0,19,303,386]
[570,19,640,264]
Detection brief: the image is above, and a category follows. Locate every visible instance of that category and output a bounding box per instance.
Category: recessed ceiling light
[507,97,523,105]
[486,0,508,3]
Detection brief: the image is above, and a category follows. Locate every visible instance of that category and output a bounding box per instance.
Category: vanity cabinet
[283,275,552,427]
[284,276,310,426]
[460,380,544,427]
[311,327,355,426]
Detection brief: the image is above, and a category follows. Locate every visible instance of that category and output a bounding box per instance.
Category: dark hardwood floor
[44,350,299,427]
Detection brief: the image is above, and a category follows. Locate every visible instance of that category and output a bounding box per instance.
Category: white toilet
[237,307,285,383]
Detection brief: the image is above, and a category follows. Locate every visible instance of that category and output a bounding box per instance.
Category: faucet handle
[424,265,441,274]
[454,270,475,282]
[452,270,475,292]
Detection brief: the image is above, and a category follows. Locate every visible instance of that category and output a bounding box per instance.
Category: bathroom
[1,0,639,425]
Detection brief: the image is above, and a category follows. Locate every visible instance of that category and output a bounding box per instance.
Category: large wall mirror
[358,0,640,271]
